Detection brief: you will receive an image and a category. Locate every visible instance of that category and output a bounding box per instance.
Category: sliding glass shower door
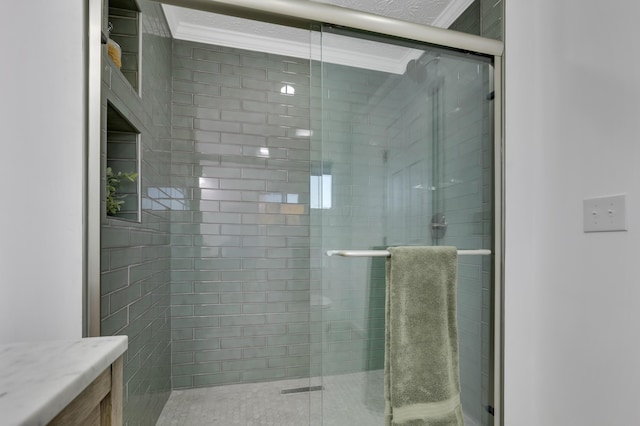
[315,26,495,426]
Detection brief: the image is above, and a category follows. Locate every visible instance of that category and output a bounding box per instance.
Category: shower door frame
[85,0,504,423]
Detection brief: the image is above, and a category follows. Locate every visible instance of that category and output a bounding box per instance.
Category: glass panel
[310,26,325,426]
[317,25,494,426]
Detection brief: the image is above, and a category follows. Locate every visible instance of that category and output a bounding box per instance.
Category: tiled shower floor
[155,370,479,426]
[156,370,384,426]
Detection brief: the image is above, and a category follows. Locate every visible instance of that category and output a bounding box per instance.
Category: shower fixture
[404,55,441,84]
[431,213,448,239]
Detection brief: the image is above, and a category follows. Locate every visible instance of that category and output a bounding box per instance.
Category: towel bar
[325,249,492,257]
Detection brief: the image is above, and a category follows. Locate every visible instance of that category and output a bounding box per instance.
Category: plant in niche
[106,167,138,215]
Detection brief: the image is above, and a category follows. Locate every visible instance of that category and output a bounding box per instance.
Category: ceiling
[162,0,473,74]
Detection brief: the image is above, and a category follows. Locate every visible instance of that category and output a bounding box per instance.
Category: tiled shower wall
[319,63,396,374]
[450,0,503,41]
[168,39,315,389]
[100,1,172,425]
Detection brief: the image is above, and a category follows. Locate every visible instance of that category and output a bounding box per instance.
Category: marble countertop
[0,336,128,426]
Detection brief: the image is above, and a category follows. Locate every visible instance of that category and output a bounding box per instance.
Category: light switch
[583,194,627,232]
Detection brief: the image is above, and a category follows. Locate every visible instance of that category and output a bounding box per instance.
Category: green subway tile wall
[449,0,503,41]
[169,39,315,389]
[316,59,393,377]
[100,1,172,425]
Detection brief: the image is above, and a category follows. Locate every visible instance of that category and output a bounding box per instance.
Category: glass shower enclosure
[313,26,496,426]
[92,1,502,425]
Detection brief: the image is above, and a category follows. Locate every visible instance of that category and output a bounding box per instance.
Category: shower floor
[155,370,384,426]
[155,369,480,426]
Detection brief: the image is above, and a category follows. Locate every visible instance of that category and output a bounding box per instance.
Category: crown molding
[173,22,311,60]
[171,21,423,74]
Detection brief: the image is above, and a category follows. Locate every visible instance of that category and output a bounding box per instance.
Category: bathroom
[3,0,640,426]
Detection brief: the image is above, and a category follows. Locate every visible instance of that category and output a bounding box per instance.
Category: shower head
[405,59,426,83]
[404,55,441,85]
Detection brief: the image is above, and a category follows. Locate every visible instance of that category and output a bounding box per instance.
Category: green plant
[106,167,138,215]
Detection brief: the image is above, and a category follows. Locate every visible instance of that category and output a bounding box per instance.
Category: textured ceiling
[162,0,473,72]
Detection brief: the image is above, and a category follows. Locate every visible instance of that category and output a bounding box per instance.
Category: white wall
[505,1,640,424]
[0,0,85,342]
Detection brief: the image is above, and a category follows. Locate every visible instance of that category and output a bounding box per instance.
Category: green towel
[384,246,463,426]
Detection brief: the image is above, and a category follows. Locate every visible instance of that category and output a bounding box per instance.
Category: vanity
[0,336,127,426]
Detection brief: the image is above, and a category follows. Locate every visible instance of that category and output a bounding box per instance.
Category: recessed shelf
[108,0,141,92]
[106,102,140,221]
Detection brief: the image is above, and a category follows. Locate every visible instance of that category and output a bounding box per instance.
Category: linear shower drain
[280,385,324,394]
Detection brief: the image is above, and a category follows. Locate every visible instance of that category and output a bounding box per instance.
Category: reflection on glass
[310,174,332,209]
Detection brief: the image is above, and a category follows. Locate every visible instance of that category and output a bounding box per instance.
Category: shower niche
[105,0,141,93]
[105,102,140,222]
